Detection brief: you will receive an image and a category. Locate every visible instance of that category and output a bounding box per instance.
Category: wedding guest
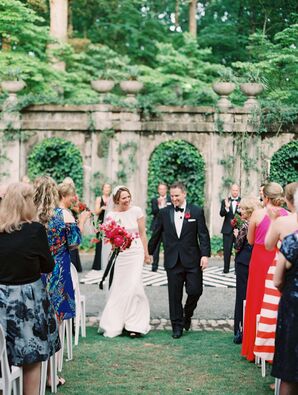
[149,182,211,339]
[259,184,265,203]
[63,176,83,272]
[271,190,298,395]
[241,182,287,362]
[0,182,60,395]
[150,183,171,272]
[254,182,298,363]
[233,197,261,344]
[34,176,89,386]
[220,184,241,273]
[89,183,112,275]
[99,186,151,338]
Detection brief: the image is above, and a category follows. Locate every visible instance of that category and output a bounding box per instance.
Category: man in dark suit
[148,182,211,339]
[220,184,241,273]
[150,183,171,272]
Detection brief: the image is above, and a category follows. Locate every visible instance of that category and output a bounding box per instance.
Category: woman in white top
[99,186,151,338]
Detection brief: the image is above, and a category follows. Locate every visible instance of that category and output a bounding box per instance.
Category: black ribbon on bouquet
[99,249,119,290]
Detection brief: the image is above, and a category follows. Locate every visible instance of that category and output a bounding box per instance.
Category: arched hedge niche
[27,137,84,196]
[147,140,206,226]
[269,140,298,186]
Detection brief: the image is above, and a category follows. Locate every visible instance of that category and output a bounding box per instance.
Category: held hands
[144,254,153,265]
[200,256,208,271]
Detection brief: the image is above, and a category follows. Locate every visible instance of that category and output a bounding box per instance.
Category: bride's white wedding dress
[99,206,151,337]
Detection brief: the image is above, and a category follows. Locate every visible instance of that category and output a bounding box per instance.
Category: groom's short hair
[170,182,186,192]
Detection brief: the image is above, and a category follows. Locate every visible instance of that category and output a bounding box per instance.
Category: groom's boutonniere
[184,212,191,220]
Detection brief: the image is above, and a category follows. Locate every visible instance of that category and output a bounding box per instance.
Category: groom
[148,182,211,339]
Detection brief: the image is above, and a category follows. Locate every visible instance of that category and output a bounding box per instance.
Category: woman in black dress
[90,183,111,274]
[233,197,260,344]
[272,192,298,395]
[0,182,60,395]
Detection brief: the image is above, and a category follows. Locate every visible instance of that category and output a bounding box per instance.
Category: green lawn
[54,328,273,395]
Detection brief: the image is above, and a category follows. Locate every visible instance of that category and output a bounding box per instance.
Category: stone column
[49,0,68,71]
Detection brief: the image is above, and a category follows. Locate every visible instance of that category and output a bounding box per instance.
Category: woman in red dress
[241,182,287,362]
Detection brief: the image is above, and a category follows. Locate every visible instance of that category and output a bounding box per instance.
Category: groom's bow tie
[231,198,238,201]
[175,206,184,213]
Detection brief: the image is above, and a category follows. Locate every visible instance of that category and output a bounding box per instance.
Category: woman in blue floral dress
[34,176,89,322]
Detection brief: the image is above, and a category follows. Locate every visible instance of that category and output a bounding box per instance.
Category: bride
[99,186,151,338]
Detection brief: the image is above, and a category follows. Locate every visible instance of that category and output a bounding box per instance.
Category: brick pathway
[87,317,234,332]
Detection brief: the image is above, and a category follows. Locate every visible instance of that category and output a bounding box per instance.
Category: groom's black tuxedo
[149,203,210,269]
[148,203,211,332]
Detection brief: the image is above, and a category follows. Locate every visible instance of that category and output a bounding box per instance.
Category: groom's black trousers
[166,258,203,330]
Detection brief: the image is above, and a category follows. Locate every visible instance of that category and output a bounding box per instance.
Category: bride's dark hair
[113,186,131,204]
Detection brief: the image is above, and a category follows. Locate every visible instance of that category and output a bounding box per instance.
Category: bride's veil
[100,185,124,269]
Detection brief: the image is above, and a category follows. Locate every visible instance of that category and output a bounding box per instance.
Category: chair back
[71,263,81,304]
[0,324,12,390]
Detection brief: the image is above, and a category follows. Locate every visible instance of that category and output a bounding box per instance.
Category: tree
[189,0,197,37]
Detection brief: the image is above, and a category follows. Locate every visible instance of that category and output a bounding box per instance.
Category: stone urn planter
[212,82,236,109]
[1,80,26,94]
[119,80,144,103]
[1,80,26,108]
[91,79,115,94]
[240,83,264,109]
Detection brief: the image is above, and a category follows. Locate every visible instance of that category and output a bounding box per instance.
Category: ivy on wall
[269,140,298,186]
[147,140,205,227]
[27,137,84,196]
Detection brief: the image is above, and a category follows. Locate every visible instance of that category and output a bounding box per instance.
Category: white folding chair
[57,319,73,373]
[0,324,23,395]
[40,353,58,395]
[274,378,281,395]
[71,263,87,346]
[254,314,267,377]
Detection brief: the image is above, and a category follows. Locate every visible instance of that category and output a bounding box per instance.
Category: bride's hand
[144,254,152,264]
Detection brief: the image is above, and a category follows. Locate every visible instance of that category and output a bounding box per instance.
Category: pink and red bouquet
[95,218,137,252]
[96,219,138,290]
[230,213,245,230]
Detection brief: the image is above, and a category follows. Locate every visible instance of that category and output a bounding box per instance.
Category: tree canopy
[0,0,297,121]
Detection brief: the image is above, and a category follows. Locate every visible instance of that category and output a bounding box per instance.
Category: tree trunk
[68,0,73,38]
[50,0,68,42]
[49,0,68,70]
[189,0,197,38]
[175,0,179,30]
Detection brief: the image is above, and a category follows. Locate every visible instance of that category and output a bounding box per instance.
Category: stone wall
[0,104,296,234]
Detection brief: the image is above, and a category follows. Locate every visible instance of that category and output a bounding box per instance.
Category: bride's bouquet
[97,218,137,290]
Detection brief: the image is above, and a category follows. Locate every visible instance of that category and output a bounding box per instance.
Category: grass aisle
[56,327,273,395]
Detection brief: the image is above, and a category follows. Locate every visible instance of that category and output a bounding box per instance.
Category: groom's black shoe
[184,318,191,331]
[172,329,183,339]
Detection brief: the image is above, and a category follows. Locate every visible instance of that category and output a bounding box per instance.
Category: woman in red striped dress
[254,182,298,362]
[241,183,287,362]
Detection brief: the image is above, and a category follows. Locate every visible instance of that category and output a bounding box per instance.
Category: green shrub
[27,137,84,196]
[210,235,223,256]
[79,234,96,252]
[269,140,298,186]
[147,140,205,229]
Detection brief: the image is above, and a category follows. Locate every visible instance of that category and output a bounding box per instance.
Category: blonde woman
[254,182,298,364]
[34,177,89,322]
[0,183,60,395]
[233,197,261,344]
[241,182,288,362]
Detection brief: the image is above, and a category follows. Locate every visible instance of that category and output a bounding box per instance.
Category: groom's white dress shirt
[174,201,187,238]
